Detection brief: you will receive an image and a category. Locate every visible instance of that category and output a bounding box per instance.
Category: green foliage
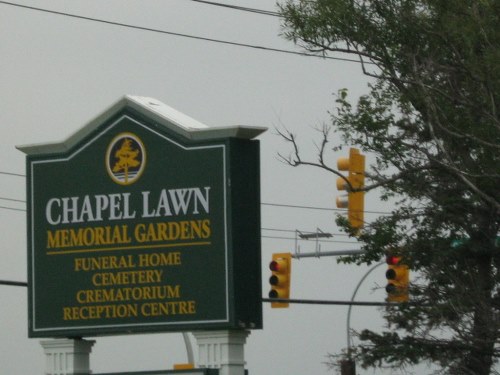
[279,1,500,373]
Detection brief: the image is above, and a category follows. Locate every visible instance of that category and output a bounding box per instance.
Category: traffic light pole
[182,332,195,365]
[342,262,383,375]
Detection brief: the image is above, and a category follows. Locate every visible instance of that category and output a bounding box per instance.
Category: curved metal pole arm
[182,332,195,364]
[346,261,385,355]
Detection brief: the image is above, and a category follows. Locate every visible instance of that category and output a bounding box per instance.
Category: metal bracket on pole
[292,228,365,259]
[295,230,301,259]
[295,228,333,258]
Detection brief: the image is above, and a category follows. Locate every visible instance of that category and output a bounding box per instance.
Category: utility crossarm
[297,229,332,240]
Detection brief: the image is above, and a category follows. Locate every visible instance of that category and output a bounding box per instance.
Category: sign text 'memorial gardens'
[45,187,211,249]
[18,96,265,337]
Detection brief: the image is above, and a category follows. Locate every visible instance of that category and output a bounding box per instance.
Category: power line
[0,279,27,287]
[0,205,25,212]
[189,0,280,17]
[262,297,398,307]
[0,199,360,243]
[262,202,390,215]
[0,202,367,243]
[0,1,362,63]
[0,170,393,216]
[0,196,26,212]
[0,193,392,216]
[0,171,25,178]
[263,201,344,211]
[0,200,391,216]
[0,197,25,204]
[0,282,408,307]
[0,280,403,306]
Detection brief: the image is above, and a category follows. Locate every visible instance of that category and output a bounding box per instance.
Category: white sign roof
[18,95,267,155]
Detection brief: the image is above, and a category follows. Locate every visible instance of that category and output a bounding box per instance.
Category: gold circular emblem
[106,132,146,185]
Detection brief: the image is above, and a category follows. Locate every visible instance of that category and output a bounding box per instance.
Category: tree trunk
[463,254,495,375]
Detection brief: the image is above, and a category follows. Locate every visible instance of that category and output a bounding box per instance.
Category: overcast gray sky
[0,1,411,374]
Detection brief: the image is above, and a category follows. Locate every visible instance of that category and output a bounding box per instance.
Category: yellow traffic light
[268,253,292,308]
[385,254,409,302]
[336,148,365,231]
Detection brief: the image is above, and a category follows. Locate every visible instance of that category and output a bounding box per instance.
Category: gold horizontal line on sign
[45,241,212,256]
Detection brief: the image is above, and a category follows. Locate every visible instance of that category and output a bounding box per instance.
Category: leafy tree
[277,1,500,374]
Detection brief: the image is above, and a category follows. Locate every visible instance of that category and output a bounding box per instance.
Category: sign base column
[193,330,250,375]
[41,338,95,375]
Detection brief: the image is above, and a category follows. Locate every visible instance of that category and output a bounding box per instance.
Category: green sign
[19,96,265,337]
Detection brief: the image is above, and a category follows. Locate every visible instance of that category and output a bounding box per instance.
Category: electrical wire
[262,202,391,215]
[0,201,361,240]
[0,281,398,306]
[0,182,392,215]
[189,0,280,17]
[0,171,25,177]
[0,279,27,287]
[262,297,398,307]
[0,193,392,216]
[0,201,365,247]
[0,195,26,212]
[0,1,362,63]
[0,197,25,203]
[0,198,361,244]
[0,181,392,216]
[0,205,25,212]
[0,201,363,244]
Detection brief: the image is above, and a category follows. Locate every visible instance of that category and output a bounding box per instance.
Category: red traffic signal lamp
[336,148,365,231]
[385,254,409,302]
[268,253,292,308]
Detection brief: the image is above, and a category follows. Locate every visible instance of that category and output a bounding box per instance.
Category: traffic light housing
[336,148,365,231]
[385,254,409,302]
[268,253,292,308]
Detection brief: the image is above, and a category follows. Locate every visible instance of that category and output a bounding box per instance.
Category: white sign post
[41,339,95,375]
[193,330,250,375]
